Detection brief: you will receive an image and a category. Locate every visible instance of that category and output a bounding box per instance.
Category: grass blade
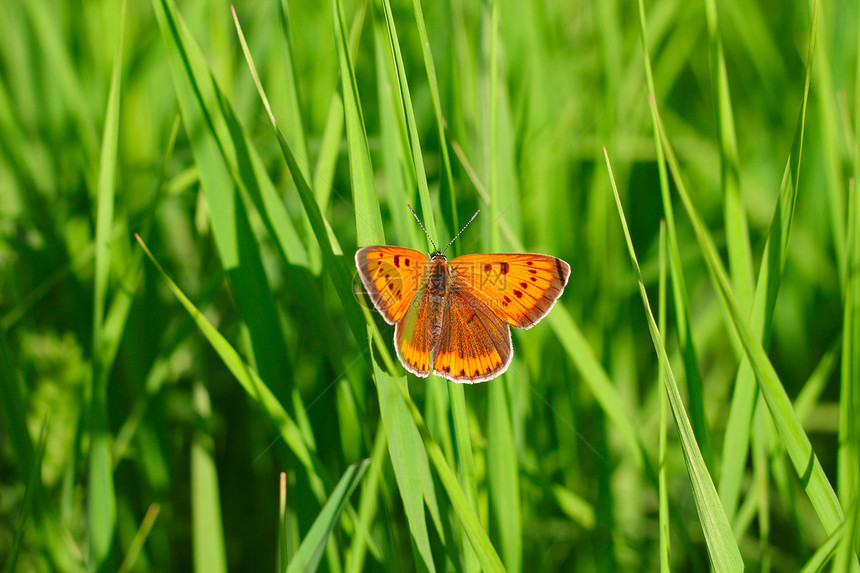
[651,79,852,549]
[190,382,227,573]
[287,459,370,573]
[89,4,126,567]
[606,147,744,572]
[135,235,328,504]
[637,0,711,471]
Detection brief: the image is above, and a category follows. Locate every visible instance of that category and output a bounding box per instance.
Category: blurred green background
[1,0,858,571]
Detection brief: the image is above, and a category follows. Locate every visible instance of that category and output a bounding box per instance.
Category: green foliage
[1,0,858,571]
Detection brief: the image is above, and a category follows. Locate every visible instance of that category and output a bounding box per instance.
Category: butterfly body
[356,245,570,383]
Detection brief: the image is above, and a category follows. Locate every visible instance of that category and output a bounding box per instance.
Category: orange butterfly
[356,206,570,383]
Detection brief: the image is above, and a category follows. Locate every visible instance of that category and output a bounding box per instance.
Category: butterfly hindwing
[448,253,570,329]
[355,246,429,324]
[432,289,512,383]
[394,287,432,377]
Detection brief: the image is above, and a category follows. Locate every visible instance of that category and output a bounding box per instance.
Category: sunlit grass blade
[838,173,859,505]
[798,519,846,573]
[650,86,852,550]
[375,362,507,573]
[278,473,289,572]
[89,3,125,566]
[152,0,302,415]
[334,2,443,570]
[372,360,438,573]
[658,221,670,573]
[285,460,370,573]
[637,0,711,471]
[378,0,439,240]
[190,382,227,573]
[839,9,860,506]
[484,4,520,570]
[135,235,328,503]
[606,147,744,572]
[230,0,372,370]
[704,0,754,312]
[716,0,819,521]
[345,426,388,573]
[409,0,457,233]
[117,504,161,573]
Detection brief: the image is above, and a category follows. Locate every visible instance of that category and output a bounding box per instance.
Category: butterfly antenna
[407,204,439,253]
[441,209,480,254]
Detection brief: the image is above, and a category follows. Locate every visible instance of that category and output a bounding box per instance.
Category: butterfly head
[408,204,480,259]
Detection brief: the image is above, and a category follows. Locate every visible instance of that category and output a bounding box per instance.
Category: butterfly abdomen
[426,256,449,350]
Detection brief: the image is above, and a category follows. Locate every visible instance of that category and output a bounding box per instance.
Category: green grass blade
[838,152,859,504]
[839,4,860,507]
[89,4,125,566]
[287,460,370,573]
[190,382,227,573]
[117,504,161,573]
[798,520,846,573]
[333,0,384,247]
[651,90,851,546]
[378,363,507,573]
[152,0,302,410]
[345,427,388,573]
[378,0,439,241]
[637,0,711,470]
[135,236,328,504]
[658,221,671,573]
[409,0,457,234]
[703,0,755,312]
[606,148,744,572]
[372,360,438,573]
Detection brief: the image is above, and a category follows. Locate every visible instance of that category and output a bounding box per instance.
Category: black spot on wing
[513,289,523,298]
[394,255,400,267]
[500,262,509,274]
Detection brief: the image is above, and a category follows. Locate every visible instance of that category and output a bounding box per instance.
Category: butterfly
[355,206,570,383]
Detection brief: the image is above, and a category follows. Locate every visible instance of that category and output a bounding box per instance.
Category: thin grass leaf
[704,0,755,312]
[837,173,859,523]
[230,0,371,356]
[658,221,671,573]
[374,361,507,573]
[333,3,444,571]
[651,81,852,549]
[135,236,329,503]
[0,331,77,573]
[279,473,289,573]
[798,520,846,573]
[190,382,227,573]
[484,5,520,570]
[378,0,439,240]
[286,460,370,573]
[606,147,744,572]
[409,0,457,234]
[345,426,388,573]
[89,4,125,566]
[117,504,161,573]
[2,417,47,573]
[838,6,860,506]
[637,0,711,472]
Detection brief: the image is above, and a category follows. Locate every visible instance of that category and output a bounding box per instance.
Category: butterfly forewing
[448,253,570,329]
[355,246,429,324]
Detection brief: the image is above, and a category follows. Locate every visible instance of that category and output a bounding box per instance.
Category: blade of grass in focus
[606,147,744,572]
[89,4,125,566]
